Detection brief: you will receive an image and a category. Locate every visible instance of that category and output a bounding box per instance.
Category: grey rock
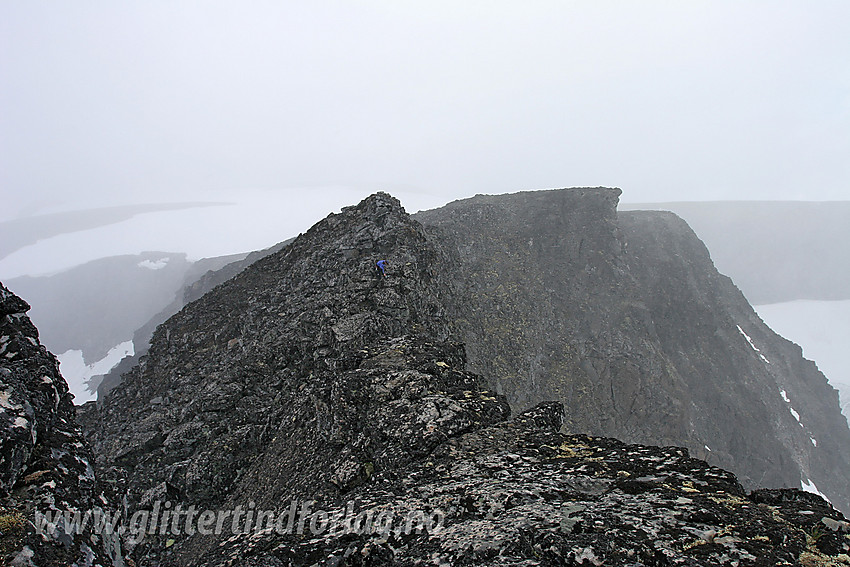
[0,282,120,566]
[196,402,850,566]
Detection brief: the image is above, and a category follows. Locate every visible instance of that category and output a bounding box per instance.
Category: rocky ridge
[72,192,850,565]
[80,193,465,562]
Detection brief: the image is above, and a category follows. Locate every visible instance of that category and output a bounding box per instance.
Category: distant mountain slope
[93,239,291,399]
[4,251,245,401]
[618,201,850,304]
[5,252,198,362]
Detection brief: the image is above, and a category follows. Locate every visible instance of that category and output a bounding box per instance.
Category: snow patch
[789,407,802,424]
[779,389,805,427]
[736,324,770,363]
[801,478,831,504]
[57,341,134,404]
[138,257,169,270]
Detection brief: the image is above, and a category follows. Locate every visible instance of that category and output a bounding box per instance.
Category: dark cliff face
[76,191,850,565]
[415,189,690,444]
[0,283,120,566]
[415,189,850,515]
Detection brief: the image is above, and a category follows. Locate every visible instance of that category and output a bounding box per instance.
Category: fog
[756,300,850,423]
[0,187,447,277]
[2,1,849,277]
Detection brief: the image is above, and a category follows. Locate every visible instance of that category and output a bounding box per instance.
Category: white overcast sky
[1,1,849,277]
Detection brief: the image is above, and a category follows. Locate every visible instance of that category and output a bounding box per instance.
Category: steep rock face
[415,189,689,443]
[620,212,850,513]
[0,283,120,566]
[618,201,850,304]
[414,189,850,514]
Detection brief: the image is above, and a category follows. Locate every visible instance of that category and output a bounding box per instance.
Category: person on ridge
[376,259,388,277]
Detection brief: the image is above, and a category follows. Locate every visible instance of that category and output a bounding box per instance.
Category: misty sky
[2,1,849,277]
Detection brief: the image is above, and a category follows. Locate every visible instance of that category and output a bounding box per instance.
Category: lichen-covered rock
[197,400,850,566]
[0,282,121,566]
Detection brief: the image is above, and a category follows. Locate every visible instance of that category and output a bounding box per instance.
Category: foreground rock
[202,399,850,566]
[0,283,121,566]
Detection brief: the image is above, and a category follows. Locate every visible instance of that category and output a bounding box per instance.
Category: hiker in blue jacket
[376,259,387,277]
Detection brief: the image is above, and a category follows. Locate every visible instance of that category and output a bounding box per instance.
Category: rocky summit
[3,190,850,566]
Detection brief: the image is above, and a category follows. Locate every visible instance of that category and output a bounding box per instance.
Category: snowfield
[58,340,134,403]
